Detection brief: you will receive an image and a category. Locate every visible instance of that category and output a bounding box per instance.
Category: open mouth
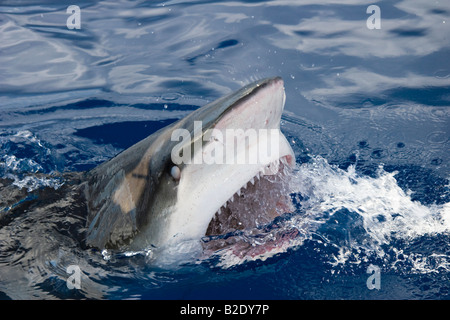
[202,154,297,257]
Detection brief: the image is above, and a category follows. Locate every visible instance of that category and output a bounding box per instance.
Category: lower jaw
[205,157,293,235]
[201,223,300,264]
[201,159,296,260]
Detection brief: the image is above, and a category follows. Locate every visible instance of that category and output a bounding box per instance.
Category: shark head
[85,77,295,253]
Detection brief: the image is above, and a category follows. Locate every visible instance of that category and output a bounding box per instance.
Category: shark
[84,76,296,253]
[0,76,298,298]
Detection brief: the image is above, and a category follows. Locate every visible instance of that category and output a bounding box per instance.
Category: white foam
[291,156,450,244]
[287,156,450,273]
[8,174,64,192]
[1,155,43,174]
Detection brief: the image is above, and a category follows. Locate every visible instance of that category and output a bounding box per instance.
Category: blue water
[0,0,449,300]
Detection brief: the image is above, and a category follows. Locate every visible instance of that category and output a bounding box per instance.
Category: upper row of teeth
[216,157,289,215]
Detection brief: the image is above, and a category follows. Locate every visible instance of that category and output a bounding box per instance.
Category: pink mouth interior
[203,155,295,256]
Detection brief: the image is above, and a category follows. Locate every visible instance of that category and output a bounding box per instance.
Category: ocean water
[0,0,449,300]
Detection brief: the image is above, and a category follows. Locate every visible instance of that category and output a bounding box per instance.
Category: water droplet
[431,158,442,166]
[358,140,369,148]
[102,249,111,261]
[371,148,386,159]
[427,131,447,144]
[161,92,181,101]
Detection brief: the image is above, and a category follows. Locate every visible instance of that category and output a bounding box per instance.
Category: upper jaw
[213,77,285,132]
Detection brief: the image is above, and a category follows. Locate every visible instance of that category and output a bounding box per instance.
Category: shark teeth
[214,156,290,216]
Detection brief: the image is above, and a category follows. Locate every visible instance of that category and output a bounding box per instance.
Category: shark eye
[170,165,181,180]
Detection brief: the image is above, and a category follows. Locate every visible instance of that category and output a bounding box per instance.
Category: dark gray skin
[83,77,284,249]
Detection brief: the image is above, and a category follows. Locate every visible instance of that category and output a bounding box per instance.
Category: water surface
[0,0,449,300]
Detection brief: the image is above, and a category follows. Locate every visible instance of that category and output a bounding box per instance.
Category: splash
[289,156,450,272]
[292,156,450,243]
[6,173,64,192]
[210,155,450,269]
[0,130,64,192]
